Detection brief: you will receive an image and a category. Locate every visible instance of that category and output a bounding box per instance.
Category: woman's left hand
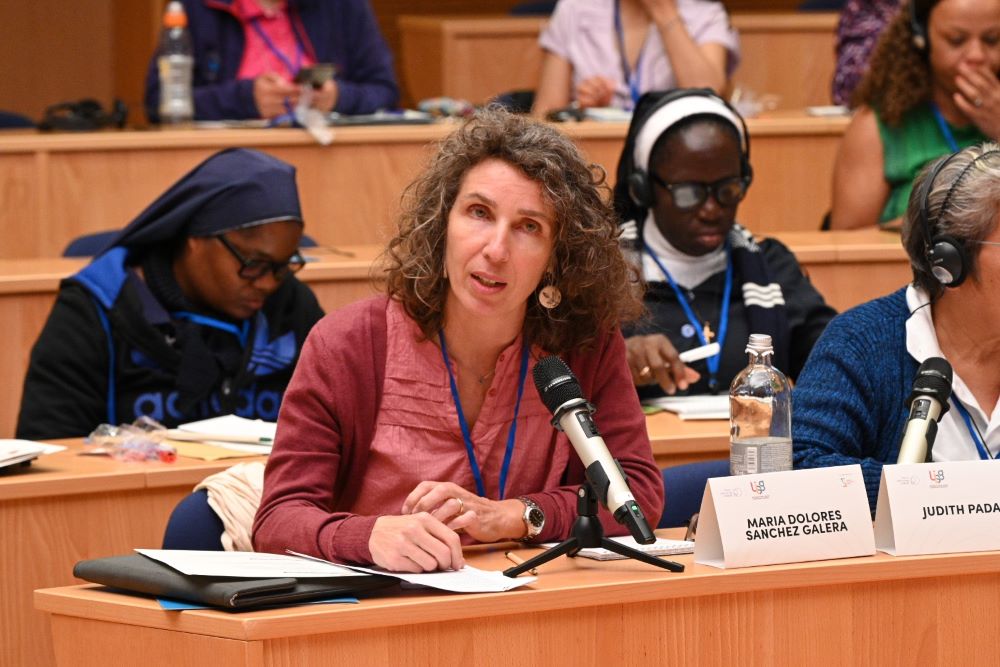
[309,80,338,114]
[955,62,1000,139]
[402,481,526,543]
[636,0,679,25]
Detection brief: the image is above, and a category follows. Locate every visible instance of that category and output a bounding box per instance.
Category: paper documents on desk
[167,414,277,452]
[643,395,729,420]
[136,550,359,578]
[288,550,535,593]
[542,536,694,561]
[0,440,66,469]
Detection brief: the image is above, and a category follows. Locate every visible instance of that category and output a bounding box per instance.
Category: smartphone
[294,64,336,89]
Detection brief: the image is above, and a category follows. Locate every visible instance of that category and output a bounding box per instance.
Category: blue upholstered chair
[162,489,226,550]
[658,459,729,528]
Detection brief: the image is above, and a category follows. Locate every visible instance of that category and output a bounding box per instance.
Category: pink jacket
[253,296,663,564]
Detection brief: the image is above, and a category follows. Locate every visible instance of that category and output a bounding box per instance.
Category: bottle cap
[745,333,773,355]
[163,1,187,28]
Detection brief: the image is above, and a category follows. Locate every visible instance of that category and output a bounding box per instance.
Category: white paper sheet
[171,414,277,446]
[0,440,66,468]
[135,549,358,578]
[541,536,694,561]
[644,395,729,420]
[287,550,535,593]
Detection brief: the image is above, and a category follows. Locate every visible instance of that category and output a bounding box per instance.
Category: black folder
[73,554,395,609]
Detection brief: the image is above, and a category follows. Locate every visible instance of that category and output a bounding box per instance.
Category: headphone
[910,0,935,53]
[626,88,753,210]
[914,150,986,288]
[38,98,128,132]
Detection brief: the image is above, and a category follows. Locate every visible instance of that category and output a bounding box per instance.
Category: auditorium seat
[659,459,729,528]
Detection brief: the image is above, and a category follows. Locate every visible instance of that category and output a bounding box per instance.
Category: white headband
[632,96,746,172]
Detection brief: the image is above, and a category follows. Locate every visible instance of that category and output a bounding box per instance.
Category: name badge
[875,460,1000,556]
[694,465,875,569]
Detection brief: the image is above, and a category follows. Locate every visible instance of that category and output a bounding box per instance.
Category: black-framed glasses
[649,174,747,211]
[216,234,305,281]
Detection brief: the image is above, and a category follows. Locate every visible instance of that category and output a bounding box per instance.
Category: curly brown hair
[382,107,643,354]
[852,2,935,125]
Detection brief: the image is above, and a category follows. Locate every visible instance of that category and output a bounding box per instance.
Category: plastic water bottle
[729,333,792,475]
[157,1,194,124]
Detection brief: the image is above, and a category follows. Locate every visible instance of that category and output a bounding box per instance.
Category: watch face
[527,507,544,528]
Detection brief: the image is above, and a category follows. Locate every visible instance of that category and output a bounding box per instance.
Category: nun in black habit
[17,148,324,440]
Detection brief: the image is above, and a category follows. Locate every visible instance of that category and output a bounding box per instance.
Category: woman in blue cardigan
[794,142,1000,511]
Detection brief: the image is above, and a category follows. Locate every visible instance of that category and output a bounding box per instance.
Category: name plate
[694,465,875,569]
[875,460,1000,556]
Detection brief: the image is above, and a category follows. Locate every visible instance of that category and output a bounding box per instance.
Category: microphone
[896,357,953,464]
[533,356,655,544]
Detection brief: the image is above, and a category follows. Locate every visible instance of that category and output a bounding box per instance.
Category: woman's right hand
[253,72,300,119]
[368,514,464,573]
[626,334,700,394]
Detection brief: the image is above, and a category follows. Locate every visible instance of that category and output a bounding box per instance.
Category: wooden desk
[0,246,383,438]
[35,545,1000,665]
[647,411,727,468]
[2,441,265,667]
[0,230,904,438]
[0,113,847,259]
[397,13,837,109]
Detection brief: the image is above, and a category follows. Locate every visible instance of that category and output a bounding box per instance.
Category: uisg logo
[928,469,946,484]
[750,480,766,495]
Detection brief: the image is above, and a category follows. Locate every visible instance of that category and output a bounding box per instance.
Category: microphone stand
[502,482,685,577]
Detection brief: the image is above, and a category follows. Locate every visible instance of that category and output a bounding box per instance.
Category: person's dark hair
[852,2,936,125]
[383,106,643,354]
[648,114,744,175]
[902,141,1000,299]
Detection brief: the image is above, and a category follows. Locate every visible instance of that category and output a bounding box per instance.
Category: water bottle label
[730,436,792,475]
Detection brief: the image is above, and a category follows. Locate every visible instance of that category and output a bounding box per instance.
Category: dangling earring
[442,263,449,280]
[538,274,561,309]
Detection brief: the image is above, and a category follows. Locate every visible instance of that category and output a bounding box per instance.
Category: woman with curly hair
[830,0,1000,229]
[253,108,661,572]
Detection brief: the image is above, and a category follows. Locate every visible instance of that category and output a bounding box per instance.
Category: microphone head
[909,357,953,411]
[533,356,584,415]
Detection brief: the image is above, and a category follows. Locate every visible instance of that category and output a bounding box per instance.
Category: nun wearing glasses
[17,148,323,440]
[613,89,835,397]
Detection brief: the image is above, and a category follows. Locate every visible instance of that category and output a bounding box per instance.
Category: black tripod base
[503,483,685,577]
[502,535,684,577]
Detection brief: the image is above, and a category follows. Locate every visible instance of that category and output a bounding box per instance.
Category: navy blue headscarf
[109,148,303,251]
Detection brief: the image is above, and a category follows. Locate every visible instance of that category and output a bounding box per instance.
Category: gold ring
[639,366,651,376]
[453,497,465,515]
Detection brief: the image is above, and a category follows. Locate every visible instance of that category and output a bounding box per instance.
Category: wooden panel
[51,616,263,667]
[34,550,1000,666]
[730,13,839,109]
[0,442,265,667]
[111,0,164,125]
[0,0,115,120]
[396,12,838,109]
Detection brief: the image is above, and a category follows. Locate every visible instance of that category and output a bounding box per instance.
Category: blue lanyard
[250,17,304,78]
[643,241,732,391]
[613,0,645,109]
[172,311,250,348]
[931,103,959,152]
[437,331,530,499]
[951,398,998,460]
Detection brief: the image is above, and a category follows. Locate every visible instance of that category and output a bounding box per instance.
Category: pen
[504,551,538,575]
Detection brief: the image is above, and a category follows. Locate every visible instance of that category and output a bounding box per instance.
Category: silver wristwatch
[519,496,545,541]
